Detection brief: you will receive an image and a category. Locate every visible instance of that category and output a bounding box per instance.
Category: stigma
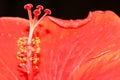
[24,3,51,44]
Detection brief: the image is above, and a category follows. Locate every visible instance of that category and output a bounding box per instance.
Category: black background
[0,0,120,19]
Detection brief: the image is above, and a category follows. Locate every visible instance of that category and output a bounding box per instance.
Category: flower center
[17,37,40,74]
[17,3,51,79]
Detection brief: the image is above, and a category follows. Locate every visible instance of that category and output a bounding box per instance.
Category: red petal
[37,10,120,80]
[0,17,29,79]
[0,10,120,80]
[47,11,92,28]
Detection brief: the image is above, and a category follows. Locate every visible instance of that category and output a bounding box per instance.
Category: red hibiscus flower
[0,3,120,80]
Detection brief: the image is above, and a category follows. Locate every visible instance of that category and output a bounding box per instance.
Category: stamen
[17,37,41,75]
[17,4,52,79]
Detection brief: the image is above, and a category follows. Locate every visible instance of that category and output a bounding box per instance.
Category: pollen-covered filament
[16,4,51,79]
[17,37,40,78]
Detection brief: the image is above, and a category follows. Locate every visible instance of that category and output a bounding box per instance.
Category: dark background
[0,0,119,19]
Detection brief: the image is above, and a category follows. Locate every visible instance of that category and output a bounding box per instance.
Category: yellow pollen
[29,46,35,51]
[27,70,31,74]
[30,57,33,61]
[33,58,39,64]
[17,36,41,74]
[19,63,25,67]
[17,52,21,55]
[27,53,31,57]
[23,57,27,61]
[35,66,39,69]
[36,47,40,53]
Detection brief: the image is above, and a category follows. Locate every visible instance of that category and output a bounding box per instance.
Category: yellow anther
[19,48,26,53]
[29,46,35,52]
[36,40,40,44]
[23,37,28,40]
[32,38,35,42]
[27,53,31,57]
[17,52,21,55]
[16,56,20,60]
[17,36,41,74]
[18,58,21,60]
[19,63,25,67]
[32,41,35,44]
[27,70,30,74]
[30,57,33,61]
[22,57,27,61]
[18,37,22,40]
[33,60,37,64]
[33,58,39,64]
[36,47,40,53]
[35,66,39,69]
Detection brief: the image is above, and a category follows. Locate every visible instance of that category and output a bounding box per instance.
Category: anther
[19,63,25,67]
[27,70,30,74]
[23,57,27,61]
[35,66,39,69]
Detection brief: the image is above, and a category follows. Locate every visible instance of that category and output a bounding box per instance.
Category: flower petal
[0,17,29,79]
[36,10,120,80]
[0,10,120,80]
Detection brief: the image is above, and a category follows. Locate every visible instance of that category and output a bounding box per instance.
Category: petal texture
[0,10,120,80]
